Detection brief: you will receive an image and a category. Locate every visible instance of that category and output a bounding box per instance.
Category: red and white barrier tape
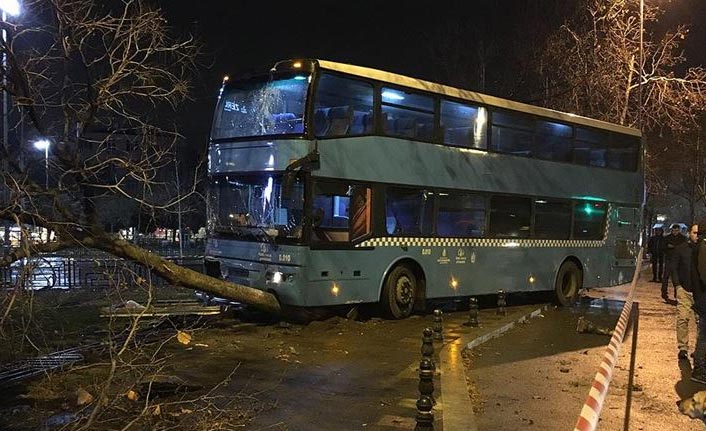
[573,248,643,431]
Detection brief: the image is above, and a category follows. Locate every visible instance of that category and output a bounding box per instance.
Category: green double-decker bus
[205,59,642,318]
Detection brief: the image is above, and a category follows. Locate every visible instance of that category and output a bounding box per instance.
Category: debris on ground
[177,330,192,345]
[76,387,94,406]
[576,316,613,336]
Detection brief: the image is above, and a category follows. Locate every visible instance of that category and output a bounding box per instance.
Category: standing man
[675,225,696,361]
[648,227,665,282]
[689,221,706,383]
[662,223,687,302]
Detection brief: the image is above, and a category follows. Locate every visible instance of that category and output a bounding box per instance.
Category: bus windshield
[209,174,305,242]
[212,74,309,140]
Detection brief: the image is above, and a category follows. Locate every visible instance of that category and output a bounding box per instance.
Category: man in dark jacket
[662,223,687,301]
[689,221,706,383]
[675,227,696,360]
[648,227,665,282]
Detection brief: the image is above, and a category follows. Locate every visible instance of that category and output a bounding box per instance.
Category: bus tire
[554,260,582,306]
[381,264,417,319]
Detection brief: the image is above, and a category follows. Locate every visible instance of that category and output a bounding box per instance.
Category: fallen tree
[0,0,281,314]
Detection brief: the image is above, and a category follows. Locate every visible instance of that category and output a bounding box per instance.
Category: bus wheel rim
[395,275,413,306]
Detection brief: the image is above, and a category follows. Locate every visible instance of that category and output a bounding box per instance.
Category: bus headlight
[272,271,283,284]
[266,271,291,284]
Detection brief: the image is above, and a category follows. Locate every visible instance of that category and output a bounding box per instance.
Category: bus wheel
[381,264,417,319]
[554,261,582,306]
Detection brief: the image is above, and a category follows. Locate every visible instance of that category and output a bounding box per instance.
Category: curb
[465,305,549,350]
[440,304,550,431]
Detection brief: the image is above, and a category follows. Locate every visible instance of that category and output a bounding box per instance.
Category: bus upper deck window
[314,74,373,138]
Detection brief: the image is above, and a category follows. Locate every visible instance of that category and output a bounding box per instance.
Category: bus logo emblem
[455,248,467,264]
[437,248,450,265]
[258,243,272,261]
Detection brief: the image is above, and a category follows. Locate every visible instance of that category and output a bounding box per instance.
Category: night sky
[160,0,706,155]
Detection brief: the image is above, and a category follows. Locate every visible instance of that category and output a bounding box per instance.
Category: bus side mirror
[282,150,320,199]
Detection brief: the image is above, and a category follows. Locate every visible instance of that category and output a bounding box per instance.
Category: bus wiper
[215,225,248,238]
[250,225,279,250]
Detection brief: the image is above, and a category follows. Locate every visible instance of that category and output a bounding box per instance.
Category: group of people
[648,221,706,383]
[648,224,688,301]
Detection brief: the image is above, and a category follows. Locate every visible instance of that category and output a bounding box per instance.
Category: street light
[33,138,50,188]
[0,0,19,165]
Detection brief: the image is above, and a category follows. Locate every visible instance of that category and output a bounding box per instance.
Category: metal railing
[0,255,204,289]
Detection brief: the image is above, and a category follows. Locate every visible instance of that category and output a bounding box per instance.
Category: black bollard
[497,290,507,316]
[432,309,444,342]
[415,357,435,430]
[421,327,435,370]
[466,297,479,327]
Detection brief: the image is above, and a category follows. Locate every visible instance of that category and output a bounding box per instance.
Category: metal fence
[0,255,204,289]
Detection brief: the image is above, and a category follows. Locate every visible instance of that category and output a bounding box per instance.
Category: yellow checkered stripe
[357,204,611,249]
[356,237,605,248]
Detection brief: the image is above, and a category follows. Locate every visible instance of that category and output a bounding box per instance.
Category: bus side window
[385,187,433,236]
[534,199,571,239]
[489,110,534,157]
[534,120,572,162]
[440,100,487,149]
[575,127,608,168]
[314,73,374,138]
[436,192,486,237]
[488,195,531,238]
[573,201,607,239]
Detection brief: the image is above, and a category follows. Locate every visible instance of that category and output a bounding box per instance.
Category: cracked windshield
[209,174,305,242]
[211,74,309,139]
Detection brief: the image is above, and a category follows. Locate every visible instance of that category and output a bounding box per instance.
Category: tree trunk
[82,235,283,315]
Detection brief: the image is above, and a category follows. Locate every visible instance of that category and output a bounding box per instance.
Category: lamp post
[0,0,19,156]
[33,138,49,188]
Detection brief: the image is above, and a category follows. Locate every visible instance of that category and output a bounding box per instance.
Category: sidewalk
[435,265,705,430]
[584,266,704,430]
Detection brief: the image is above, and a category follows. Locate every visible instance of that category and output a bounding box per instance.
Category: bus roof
[317,59,641,138]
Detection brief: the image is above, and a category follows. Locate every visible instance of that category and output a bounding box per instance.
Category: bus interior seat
[314,108,330,136]
[415,122,434,140]
[395,118,416,138]
[363,113,374,133]
[384,115,396,135]
[327,106,353,136]
[350,110,373,134]
[272,112,296,133]
[589,149,606,167]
